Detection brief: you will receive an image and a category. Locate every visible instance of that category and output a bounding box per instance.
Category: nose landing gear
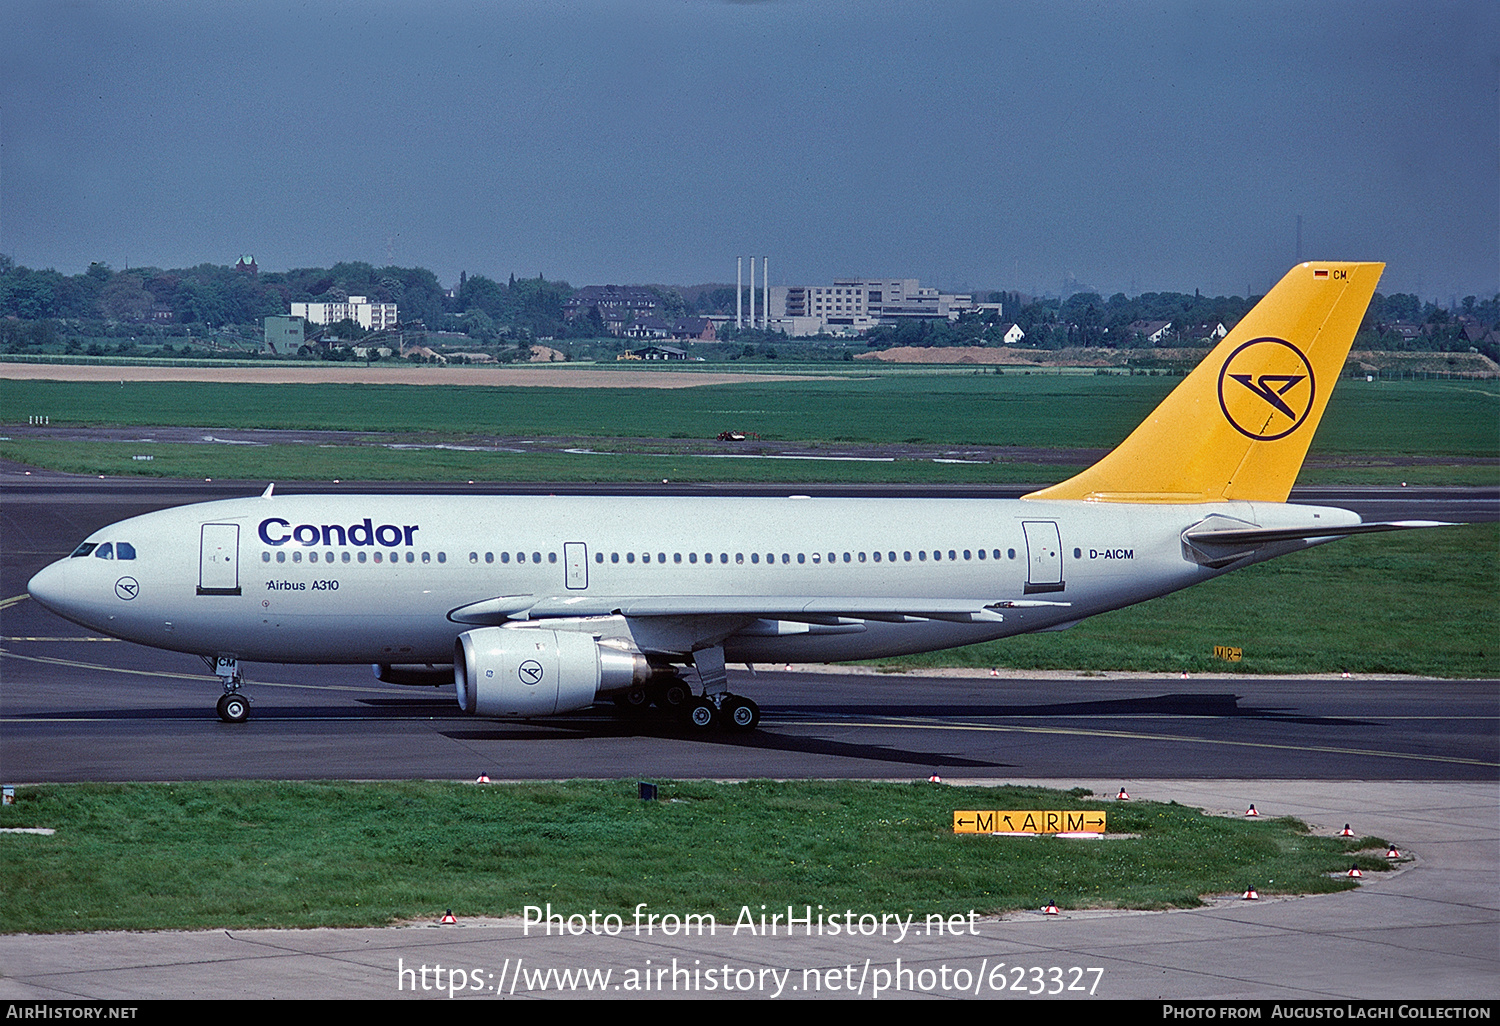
[207,655,249,723]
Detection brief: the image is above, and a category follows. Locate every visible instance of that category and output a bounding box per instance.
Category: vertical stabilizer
[1024,261,1383,504]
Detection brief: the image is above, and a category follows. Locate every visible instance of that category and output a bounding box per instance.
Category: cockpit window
[94,542,114,560]
[70,542,98,558]
[116,542,136,560]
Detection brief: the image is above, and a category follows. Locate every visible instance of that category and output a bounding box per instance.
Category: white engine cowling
[454,627,649,717]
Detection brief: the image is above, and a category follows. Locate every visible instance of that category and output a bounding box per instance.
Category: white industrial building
[767,279,976,336]
[289,296,399,331]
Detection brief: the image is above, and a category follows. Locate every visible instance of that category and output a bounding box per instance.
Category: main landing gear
[683,646,760,732]
[611,671,761,732]
[686,693,760,732]
[207,655,249,723]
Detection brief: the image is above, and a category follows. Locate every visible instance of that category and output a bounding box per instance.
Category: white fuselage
[26,493,1358,666]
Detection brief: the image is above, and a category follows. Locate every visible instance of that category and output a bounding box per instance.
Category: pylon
[1339,823,1354,836]
[1347,865,1363,878]
[1116,787,1131,801]
[1242,886,1259,900]
[476,772,491,783]
[1385,846,1401,859]
[440,909,457,924]
[1245,804,1260,816]
[1042,901,1060,916]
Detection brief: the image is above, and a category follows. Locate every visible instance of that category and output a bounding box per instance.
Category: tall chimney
[749,256,756,330]
[736,257,743,329]
[762,256,769,330]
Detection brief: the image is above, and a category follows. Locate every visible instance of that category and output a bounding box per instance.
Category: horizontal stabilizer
[1181,518,1454,568]
[1183,519,1454,546]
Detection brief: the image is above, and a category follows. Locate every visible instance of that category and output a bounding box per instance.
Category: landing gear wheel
[685,696,717,731]
[216,693,249,724]
[722,696,760,731]
[651,676,693,711]
[613,687,651,717]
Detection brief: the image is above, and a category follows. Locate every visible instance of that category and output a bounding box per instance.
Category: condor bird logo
[1216,337,1316,441]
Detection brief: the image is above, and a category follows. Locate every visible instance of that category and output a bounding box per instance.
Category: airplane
[26,261,1448,729]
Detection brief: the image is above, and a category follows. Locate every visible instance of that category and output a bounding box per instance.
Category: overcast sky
[2,0,1495,301]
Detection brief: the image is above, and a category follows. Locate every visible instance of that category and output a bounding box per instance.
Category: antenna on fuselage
[261,483,275,499]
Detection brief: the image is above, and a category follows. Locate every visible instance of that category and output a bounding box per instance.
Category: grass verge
[0,780,1391,934]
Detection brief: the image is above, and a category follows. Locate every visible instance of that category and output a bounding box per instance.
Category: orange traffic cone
[1386,846,1401,859]
[1347,865,1363,878]
[928,774,942,783]
[1042,901,1060,916]
[476,772,491,783]
[1245,804,1260,817]
[440,909,458,924]
[1242,887,1259,900]
[1116,787,1131,801]
[1339,824,1354,837]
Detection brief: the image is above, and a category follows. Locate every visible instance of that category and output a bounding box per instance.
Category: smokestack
[736,257,742,329]
[763,257,769,330]
[749,256,756,330]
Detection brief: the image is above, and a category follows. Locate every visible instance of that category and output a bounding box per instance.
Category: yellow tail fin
[1024,261,1384,504]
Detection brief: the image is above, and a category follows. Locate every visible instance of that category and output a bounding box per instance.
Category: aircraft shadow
[775,693,1380,727]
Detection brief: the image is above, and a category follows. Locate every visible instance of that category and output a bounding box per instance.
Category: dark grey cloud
[1,0,1494,300]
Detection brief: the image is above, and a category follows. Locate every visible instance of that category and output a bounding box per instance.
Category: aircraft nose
[26,559,71,617]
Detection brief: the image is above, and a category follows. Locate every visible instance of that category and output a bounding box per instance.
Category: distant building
[623,316,671,340]
[670,317,715,341]
[620,345,687,360]
[1183,322,1228,343]
[563,285,661,335]
[1128,320,1173,344]
[290,296,399,331]
[264,315,305,353]
[235,255,258,278]
[771,278,974,335]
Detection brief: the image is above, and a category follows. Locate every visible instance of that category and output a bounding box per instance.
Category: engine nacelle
[454,627,650,717]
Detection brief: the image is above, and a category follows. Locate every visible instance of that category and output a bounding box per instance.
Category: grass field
[2,373,1494,485]
[4,373,1496,454]
[0,780,1393,934]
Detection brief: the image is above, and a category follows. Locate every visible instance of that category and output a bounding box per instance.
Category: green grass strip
[0,780,1391,934]
[4,375,1495,455]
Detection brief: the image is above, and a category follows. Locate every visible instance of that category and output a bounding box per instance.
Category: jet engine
[454,627,650,717]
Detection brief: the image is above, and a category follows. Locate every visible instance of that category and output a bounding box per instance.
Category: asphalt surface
[1,470,1496,1000]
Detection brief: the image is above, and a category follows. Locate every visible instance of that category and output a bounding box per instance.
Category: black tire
[217,693,249,724]
[685,697,717,730]
[652,676,692,710]
[723,696,760,731]
[613,687,651,717]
